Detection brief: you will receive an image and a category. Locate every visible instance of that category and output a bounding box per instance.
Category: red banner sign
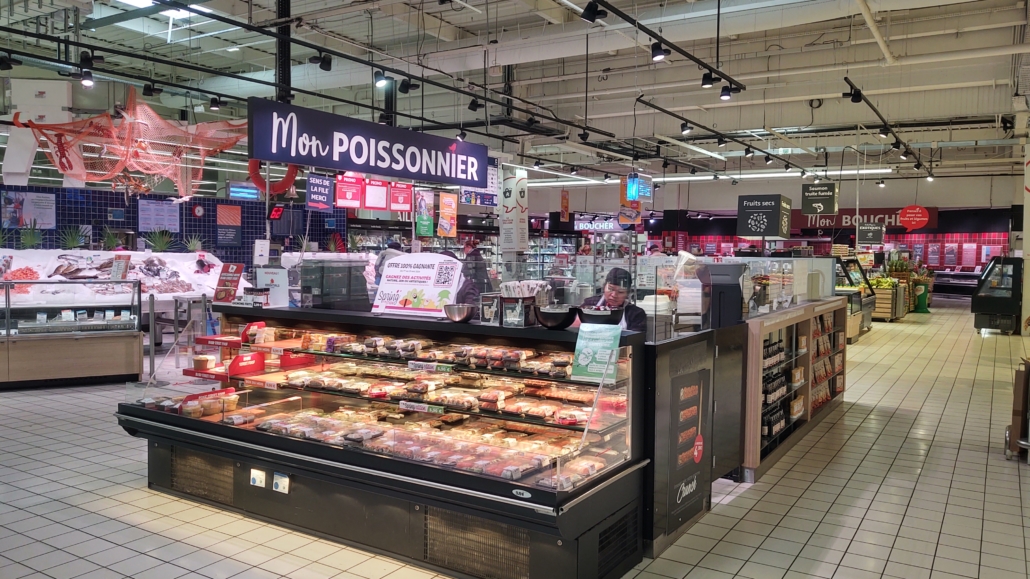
[898,205,930,232]
[335,174,363,208]
[792,206,937,230]
[390,182,413,212]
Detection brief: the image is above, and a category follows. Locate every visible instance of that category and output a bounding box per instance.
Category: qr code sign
[435,262,458,287]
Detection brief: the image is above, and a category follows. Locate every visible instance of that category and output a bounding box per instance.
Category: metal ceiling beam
[844,76,931,177]
[378,4,468,43]
[84,0,213,30]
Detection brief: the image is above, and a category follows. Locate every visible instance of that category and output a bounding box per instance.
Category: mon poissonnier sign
[792,206,937,231]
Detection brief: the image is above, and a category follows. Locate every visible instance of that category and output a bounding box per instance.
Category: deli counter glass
[834,258,875,343]
[972,256,1023,333]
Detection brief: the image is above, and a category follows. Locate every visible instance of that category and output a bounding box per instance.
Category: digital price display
[268,204,286,220]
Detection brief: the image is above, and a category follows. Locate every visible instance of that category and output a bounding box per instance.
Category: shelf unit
[743,297,847,482]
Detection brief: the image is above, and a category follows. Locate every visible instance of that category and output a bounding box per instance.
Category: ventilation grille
[170,447,234,506]
[597,510,639,579]
[425,507,530,579]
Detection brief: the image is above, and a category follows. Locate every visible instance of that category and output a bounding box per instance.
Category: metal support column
[383,80,397,127]
[275,0,290,103]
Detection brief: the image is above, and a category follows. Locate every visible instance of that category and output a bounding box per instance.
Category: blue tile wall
[1,185,347,268]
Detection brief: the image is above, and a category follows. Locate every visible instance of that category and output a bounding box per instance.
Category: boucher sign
[248,98,489,189]
[792,206,938,230]
[574,220,618,231]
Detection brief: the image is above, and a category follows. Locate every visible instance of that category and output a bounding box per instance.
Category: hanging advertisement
[414,190,435,237]
[627,173,653,200]
[305,173,333,213]
[500,167,529,252]
[216,205,242,247]
[371,253,464,317]
[248,98,489,188]
[560,189,570,222]
[458,157,499,207]
[618,176,641,225]
[390,182,413,212]
[363,179,389,211]
[856,223,885,245]
[737,195,791,239]
[137,198,179,233]
[801,183,838,215]
[437,193,458,238]
[334,174,363,209]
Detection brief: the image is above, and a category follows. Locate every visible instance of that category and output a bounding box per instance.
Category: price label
[264,381,279,390]
[36,312,47,324]
[271,347,284,355]
[61,309,74,322]
[407,361,454,373]
[399,401,445,414]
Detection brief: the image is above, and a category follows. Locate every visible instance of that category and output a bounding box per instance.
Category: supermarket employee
[581,268,647,333]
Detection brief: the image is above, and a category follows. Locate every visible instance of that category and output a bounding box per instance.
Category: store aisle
[632,298,1030,579]
[0,299,1025,579]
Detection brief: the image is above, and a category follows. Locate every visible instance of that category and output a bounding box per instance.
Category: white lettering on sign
[574,221,618,231]
[676,474,698,504]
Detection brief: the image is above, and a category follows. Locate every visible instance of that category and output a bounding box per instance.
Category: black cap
[387,241,402,250]
[605,267,632,289]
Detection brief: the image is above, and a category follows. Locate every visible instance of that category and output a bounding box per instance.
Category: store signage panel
[437,193,458,238]
[363,179,389,210]
[792,206,938,229]
[737,194,791,239]
[414,190,435,237]
[334,174,363,209]
[138,199,180,233]
[458,157,499,207]
[560,190,570,222]
[574,219,617,231]
[305,173,333,213]
[619,177,641,225]
[627,172,653,200]
[390,182,413,212]
[248,98,489,189]
[371,253,464,318]
[898,205,930,231]
[856,222,885,244]
[801,183,838,215]
[500,167,529,252]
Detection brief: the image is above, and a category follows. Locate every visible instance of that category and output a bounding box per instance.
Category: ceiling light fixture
[603,173,611,183]
[765,155,773,165]
[689,168,697,175]
[878,126,890,139]
[926,173,934,182]
[398,78,420,94]
[843,88,862,103]
[378,112,389,124]
[662,158,670,169]
[80,70,94,88]
[534,160,542,168]
[373,70,388,88]
[579,1,607,23]
[899,149,910,160]
[713,174,719,180]
[786,164,793,172]
[456,130,467,142]
[877,179,886,187]
[468,99,482,112]
[720,86,732,100]
[744,147,754,158]
[142,83,155,97]
[680,121,692,135]
[570,167,578,175]
[526,116,539,126]
[701,72,717,88]
[578,131,590,141]
[0,54,21,71]
[913,162,923,170]
[889,141,900,152]
[813,176,821,183]
[717,137,726,148]
[209,97,220,111]
[731,179,739,186]
[650,42,670,62]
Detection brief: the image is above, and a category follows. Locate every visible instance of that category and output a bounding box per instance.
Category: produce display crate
[873,291,895,321]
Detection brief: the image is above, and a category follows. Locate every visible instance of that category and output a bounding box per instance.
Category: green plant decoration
[144,230,178,253]
[101,226,121,250]
[58,225,87,250]
[184,234,204,252]
[0,227,11,249]
[19,220,42,249]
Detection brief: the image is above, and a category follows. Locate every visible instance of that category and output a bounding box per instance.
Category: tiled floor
[0,298,1027,579]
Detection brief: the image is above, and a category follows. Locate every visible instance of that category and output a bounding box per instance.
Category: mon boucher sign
[737,194,792,239]
[801,183,838,215]
[792,206,938,230]
[248,98,489,189]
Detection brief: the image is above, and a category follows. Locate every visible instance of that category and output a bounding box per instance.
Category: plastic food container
[192,355,215,370]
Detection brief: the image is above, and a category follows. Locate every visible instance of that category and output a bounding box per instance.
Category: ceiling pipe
[855,0,896,65]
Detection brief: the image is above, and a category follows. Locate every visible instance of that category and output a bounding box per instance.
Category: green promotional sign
[914,282,931,313]
[571,323,623,384]
[415,190,435,236]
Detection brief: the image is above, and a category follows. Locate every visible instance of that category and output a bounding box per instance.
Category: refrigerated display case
[834,258,875,343]
[0,280,142,387]
[118,306,646,579]
[972,256,1023,333]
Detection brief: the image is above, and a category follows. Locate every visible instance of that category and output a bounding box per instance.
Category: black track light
[650,42,670,62]
[877,180,886,188]
[813,176,821,184]
[689,167,698,175]
[399,77,420,93]
[468,98,482,112]
[0,54,21,71]
[580,1,607,23]
[373,70,388,88]
[603,173,611,184]
[720,85,732,100]
[926,173,934,182]
[701,72,715,88]
[717,137,726,148]
[378,113,389,124]
[308,52,332,72]
[843,89,862,103]
[578,131,590,141]
[890,141,900,152]
[209,97,220,111]
[913,162,923,170]
[534,160,542,168]
[680,121,692,135]
[713,174,719,181]
[79,51,94,69]
[80,70,94,88]
[800,170,806,178]
[765,155,773,165]
[785,164,793,172]
[878,126,890,139]
[899,149,910,160]
[526,116,539,127]
[142,84,155,97]
[731,179,739,186]
[456,130,467,141]
[662,158,670,169]
[570,167,578,175]
[69,70,82,80]
[744,147,754,158]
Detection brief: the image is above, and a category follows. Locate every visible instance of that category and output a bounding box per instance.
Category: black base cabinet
[119,306,647,579]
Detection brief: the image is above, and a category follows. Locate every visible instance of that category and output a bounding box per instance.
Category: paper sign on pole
[414,190,435,237]
[437,193,458,238]
[500,167,529,252]
[371,253,464,317]
[571,323,623,384]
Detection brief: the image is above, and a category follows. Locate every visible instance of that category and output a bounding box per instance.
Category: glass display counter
[834,258,875,343]
[972,256,1023,333]
[0,280,142,386]
[117,307,646,579]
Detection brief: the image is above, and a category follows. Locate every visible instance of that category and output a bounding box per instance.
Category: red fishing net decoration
[15,87,246,196]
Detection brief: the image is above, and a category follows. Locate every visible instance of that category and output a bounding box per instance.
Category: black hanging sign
[857,222,885,244]
[737,194,792,239]
[801,183,839,215]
